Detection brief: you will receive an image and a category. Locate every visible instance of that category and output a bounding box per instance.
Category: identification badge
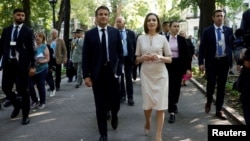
[10,41,16,46]
[121,40,124,44]
[218,41,223,46]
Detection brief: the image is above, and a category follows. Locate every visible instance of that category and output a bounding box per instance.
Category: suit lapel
[7,26,13,41]
[94,27,101,47]
[107,26,111,51]
[210,26,217,50]
[18,26,23,40]
[222,26,229,45]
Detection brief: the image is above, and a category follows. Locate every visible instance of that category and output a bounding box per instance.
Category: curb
[190,78,245,125]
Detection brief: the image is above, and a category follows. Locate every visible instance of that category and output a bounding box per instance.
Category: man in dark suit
[82,5,123,141]
[198,9,233,120]
[0,8,36,125]
[115,16,136,106]
[165,21,191,124]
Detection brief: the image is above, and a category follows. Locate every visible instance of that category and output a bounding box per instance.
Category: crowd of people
[0,5,250,141]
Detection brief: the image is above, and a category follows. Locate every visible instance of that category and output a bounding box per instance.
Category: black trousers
[55,64,62,89]
[120,56,133,99]
[2,59,30,118]
[206,56,229,111]
[92,63,120,136]
[237,67,250,125]
[167,58,184,113]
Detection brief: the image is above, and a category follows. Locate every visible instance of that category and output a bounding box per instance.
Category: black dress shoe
[99,135,107,141]
[168,114,175,123]
[216,111,227,120]
[3,100,12,107]
[106,111,111,120]
[22,117,30,125]
[11,108,20,119]
[111,116,118,130]
[128,98,134,106]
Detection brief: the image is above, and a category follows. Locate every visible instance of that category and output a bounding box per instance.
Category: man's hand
[64,58,67,64]
[29,67,36,76]
[199,65,205,73]
[84,77,92,87]
[244,60,250,68]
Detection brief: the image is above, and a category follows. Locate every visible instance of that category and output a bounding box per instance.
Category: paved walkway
[0,75,240,141]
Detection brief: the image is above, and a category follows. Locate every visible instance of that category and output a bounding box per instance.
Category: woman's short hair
[36,32,46,43]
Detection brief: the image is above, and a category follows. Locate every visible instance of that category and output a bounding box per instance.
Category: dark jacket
[124,29,136,65]
[0,24,36,72]
[198,25,233,69]
[82,26,123,81]
[166,35,191,74]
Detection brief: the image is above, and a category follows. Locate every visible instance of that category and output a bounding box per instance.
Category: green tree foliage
[225,0,244,25]
[0,0,22,32]
[121,0,149,33]
[71,0,96,31]
[0,0,52,33]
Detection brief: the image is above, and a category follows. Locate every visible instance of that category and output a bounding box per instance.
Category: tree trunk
[64,0,70,59]
[198,0,215,39]
[23,0,31,28]
[55,0,65,34]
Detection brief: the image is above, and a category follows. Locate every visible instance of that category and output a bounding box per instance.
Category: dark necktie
[13,26,18,41]
[12,26,18,56]
[120,30,123,40]
[216,28,223,56]
[101,29,107,62]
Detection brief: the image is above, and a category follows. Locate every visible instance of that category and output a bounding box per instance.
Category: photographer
[237,8,250,125]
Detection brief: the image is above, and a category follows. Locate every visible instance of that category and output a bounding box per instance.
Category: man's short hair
[162,21,169,26]
[95,5,110,16]
[213,9,224,16]
[13,8,24,14]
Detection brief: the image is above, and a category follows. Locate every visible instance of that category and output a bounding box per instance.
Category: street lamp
[49,0,57,28]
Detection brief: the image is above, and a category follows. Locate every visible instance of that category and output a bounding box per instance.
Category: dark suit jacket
[124,29,136,64]
[0,24,36,72]
[198,25,233,69]
[166,35,191,74]
[82,26,123,81]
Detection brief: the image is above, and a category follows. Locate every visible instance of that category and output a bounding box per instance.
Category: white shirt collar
[97,26,107,31]
[214,24,223,30]
[13,23,23,29]
[170,34,177,39]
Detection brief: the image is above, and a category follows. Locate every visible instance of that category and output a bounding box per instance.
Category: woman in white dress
[135,13,172,141]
